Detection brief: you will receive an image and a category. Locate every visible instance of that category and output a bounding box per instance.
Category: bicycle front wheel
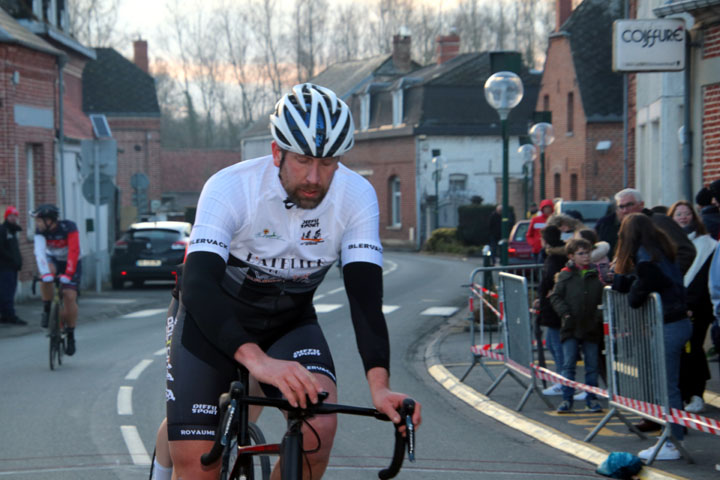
[248,423,271,480]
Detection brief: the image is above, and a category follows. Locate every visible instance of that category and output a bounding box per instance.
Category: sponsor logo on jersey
[245,253,325,270]
[300,228,324,245]
[255,229,284,241]
[180,429,215,437]
[347,243,383,253]
[166,388,176,402]
[306,365,337,383]
[301,219,320,228]
[190,238,229,249]
[192,403,217,415]
[293,348,321,359]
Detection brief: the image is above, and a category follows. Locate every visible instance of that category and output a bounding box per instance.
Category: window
[389,176,401,227]
[567,92,574,134]
[570,174,578,200]
[448,173,467,192]
[392,89,403,127]
[360,93,370,131]
[26,145,35,240]
[554,173,561,198]
[543,94,550,111]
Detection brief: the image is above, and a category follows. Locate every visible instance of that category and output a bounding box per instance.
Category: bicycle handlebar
[200,380,416,479]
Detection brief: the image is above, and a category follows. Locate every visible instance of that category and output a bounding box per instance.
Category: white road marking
[117,386,133,415]
[154,347,165,356]
[382,305,400,314]
[120,425,152,465]
[314,304,343,313]
[383,259,398,275]
[420,306,459,317]
[121,308,168,318]
[125,359,153,380]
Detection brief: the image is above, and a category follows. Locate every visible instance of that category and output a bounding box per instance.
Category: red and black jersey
[34,220,81,277]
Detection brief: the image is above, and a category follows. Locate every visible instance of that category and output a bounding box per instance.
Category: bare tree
[367,0,417,55]
[67,0,123,47]
[411,4,446,65]
[293,0,329,83]
[328,4,366,63]
[250,0,288,101]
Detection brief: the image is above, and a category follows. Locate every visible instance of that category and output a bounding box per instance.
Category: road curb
[423,315,689,480]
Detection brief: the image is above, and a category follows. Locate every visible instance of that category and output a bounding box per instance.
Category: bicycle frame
[202,373,415,480]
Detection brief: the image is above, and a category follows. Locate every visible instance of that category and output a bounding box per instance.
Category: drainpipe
[57,55,67,214]
[682,36,693,201]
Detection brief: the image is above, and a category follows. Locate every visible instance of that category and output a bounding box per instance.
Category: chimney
[556,0,573,32]
[133,39,149,73]
[392,34,412,72]
[436,31,460,65]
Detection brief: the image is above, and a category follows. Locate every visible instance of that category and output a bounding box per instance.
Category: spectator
[535,225,567,396]
[612,213,691,461]
[547,213,584,242]
[575,228,611,285]
[595,204,619,261]
[613,188,696,274]
[550,238,604,414]
[527,202,538,219]
[0,206,25,325]
[669,200,716,414]
[488,205,514,264]
[703,181,720,239]
[527,199,554,262]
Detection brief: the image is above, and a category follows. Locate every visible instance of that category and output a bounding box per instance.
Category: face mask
[560,231,574,241]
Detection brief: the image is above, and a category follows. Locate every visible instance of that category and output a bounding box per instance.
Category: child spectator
[550,238,604,414]
[575,228,612,284]
[536,225,567,395]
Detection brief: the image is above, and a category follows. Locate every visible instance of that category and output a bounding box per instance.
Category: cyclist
[166,83,422,479]
[31,204,81,356]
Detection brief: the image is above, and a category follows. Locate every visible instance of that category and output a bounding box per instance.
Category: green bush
[424,228,481,256]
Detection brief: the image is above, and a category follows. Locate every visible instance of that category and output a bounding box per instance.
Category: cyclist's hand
[371,389,422,436]
[41,273,54,283]
[59,274,72,284]
[235,343,321,409]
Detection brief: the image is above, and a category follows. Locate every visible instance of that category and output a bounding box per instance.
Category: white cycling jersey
[188,155,383,296]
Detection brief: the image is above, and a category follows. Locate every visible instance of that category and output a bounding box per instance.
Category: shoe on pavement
[65,332,76,356]
[684,395,705,413]
[556,400,573,413]
[586,401,603,413]
[8,316,27,325]
[631,419,662,433]
[542,383,563,395]
[41,311,49,328]
[638,440,681,461]
[574,391,587,401]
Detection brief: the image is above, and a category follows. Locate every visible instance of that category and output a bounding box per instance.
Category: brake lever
[402,398,415,462]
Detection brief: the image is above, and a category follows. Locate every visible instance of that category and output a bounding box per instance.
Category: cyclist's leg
[152,418,173,480]
[59,259,81,328]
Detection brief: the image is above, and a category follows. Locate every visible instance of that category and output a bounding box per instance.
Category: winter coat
[642,208,696,275]
[550,262,604,343]
[0,220,22,271]
[537,244,567,329]
[527,199,554,254]
[684,232,716,323]
[595,212,619,260]
[700,205,720,240]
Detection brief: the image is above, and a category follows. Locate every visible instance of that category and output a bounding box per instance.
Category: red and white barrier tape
[532,365,608,398]
[471,283,499,298]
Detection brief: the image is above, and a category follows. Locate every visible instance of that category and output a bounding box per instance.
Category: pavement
[425,309,720,480]
[5,283,720,479]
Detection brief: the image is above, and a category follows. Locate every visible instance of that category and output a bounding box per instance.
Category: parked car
[507,220,533,264]
[110,221,191,289]
[553,200,613,226]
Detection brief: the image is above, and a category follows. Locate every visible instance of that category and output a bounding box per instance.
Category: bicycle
[201,369,416,480]
[32,276,66,370]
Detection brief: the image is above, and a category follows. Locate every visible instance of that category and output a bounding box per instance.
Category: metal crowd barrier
[585,287,693,465]
[483,273,554,411]
[460,262,544,383]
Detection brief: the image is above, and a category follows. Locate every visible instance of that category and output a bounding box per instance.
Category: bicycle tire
[248,422,271,480]
[48,301,61,370]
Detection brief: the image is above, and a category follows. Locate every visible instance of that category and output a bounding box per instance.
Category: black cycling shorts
[165,296,336,442]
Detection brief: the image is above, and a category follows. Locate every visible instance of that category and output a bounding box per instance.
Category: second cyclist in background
[32,204,82,356]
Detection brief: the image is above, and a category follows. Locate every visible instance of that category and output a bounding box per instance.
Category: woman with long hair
[612,213,692,461]
[668,200,717,414]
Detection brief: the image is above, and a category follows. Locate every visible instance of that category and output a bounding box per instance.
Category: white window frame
[360,93,370,131]
[390,176,401,227]
[392,89,403,127]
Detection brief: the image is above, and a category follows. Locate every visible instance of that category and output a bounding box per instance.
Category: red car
[507,220,533,264]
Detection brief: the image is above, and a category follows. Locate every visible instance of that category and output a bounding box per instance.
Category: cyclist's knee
[169,440,219,479]
[304,413,337,460]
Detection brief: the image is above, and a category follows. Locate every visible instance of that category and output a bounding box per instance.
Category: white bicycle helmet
[270,83,354,158]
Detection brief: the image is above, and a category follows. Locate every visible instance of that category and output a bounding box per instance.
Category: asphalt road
[0,251,598,479]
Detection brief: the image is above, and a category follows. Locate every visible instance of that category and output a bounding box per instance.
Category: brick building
[537,0,625,203]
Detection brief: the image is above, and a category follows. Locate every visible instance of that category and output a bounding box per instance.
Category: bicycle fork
[280,417,304,480]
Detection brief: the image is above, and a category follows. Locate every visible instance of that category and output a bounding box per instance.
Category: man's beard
[286,185,327,209]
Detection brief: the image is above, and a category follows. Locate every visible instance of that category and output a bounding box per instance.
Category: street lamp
[518,144,536,218]
[484,71,523,265]
[529,122,555,201]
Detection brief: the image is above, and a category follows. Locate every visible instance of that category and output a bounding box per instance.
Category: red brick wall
[702,83,720,183]
[108,116,162,208]
[342,136,416,247]
[0,45,59,282]
[703,25,720,59]
[159,149,242,193]
[585,122,625,200]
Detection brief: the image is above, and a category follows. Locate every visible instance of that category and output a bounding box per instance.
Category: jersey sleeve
[34,234,51,276]
[340,181,383,267]
[187,174,243,261]
[64,224,80,277]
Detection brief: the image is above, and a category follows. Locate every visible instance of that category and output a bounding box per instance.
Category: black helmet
[31,204,59,221]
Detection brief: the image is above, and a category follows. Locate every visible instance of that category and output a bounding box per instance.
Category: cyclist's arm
[33,234,51,276]
[63,227,80,277]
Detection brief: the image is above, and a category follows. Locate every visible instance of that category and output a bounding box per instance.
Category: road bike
[33,276,66,370]
[201,369,416,480]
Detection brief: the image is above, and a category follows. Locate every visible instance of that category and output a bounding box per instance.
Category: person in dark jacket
[595,209,619,260]
[702,182,720,239]
[0,206,25,325]
[550,238,604,414]
[612,213,691,461]
[535,225,567,395]
[613,188,696,274]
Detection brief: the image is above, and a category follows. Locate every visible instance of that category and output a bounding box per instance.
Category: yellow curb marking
[427,363,689,480]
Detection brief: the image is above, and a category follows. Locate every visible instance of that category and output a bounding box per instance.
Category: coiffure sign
[613,19,685,72]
